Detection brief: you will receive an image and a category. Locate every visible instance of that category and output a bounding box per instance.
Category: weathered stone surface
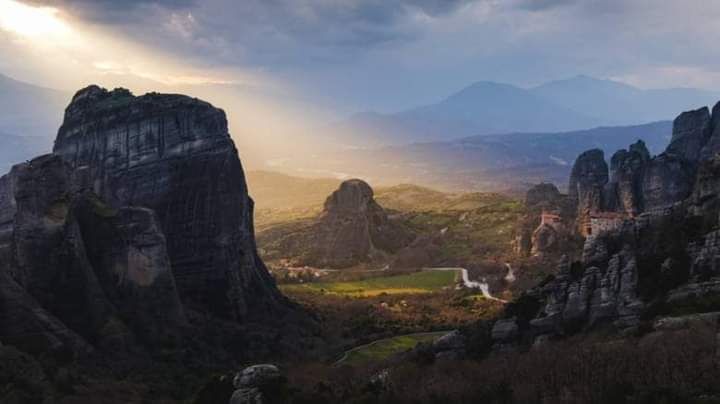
[700,101,720,161]
[568,149,608,229]
[641,154,695,211]
[666,106,711,163]
[230,364,284,404]
[0,154,187,354]
[74,198,187,344]
[52,86,285,319]
[233,364,282,389]
[606,140,650,215]
[0,86,300,360]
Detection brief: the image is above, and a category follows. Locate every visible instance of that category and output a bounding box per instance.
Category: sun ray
[0,0,71,38]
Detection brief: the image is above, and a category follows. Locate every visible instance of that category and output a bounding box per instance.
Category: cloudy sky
[2,0,720,116]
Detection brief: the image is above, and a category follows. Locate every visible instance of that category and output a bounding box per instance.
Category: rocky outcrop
[487,102,720,349]
[259,179,414,268]
[568,149,608,228]
[0,86,296,358]
[605,140,650,215]
[52,86,284,319]
[565,105,720,218]
[666,107,711,163]
[229,364,285,404]
[700,102,720,160]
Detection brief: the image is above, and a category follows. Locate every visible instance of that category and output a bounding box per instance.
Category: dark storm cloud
[25,0,196,23]
[27,0,473,27]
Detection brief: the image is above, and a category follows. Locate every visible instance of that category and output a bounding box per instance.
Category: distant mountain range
[0,74,70,171]
[0,73,710,191]
[336,75,717,145]
[277,121,673,193]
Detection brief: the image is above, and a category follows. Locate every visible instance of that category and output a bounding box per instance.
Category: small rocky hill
[258,179,415,268]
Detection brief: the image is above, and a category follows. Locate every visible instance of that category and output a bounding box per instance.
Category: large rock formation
[0,86,293,358]
[52,86,283,319]
[489,100,720,349]
[259,179,414,268]
[564,106,720,221]
[313,179,413,267]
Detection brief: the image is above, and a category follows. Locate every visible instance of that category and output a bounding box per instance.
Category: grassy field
[338,332,448,366]
[279,270,458,297]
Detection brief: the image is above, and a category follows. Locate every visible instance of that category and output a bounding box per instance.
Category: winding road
[423,267,507,302]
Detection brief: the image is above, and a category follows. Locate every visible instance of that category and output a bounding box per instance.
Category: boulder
[230,364,285,404]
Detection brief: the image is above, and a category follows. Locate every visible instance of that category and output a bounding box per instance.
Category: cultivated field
[338,331,449,366]
[279,270,458,297]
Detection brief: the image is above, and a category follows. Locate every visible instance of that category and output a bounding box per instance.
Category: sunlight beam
[0,0,71,38]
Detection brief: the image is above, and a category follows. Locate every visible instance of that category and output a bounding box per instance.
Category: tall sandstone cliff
[0,86,293,358]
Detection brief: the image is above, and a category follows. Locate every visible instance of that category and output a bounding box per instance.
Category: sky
[2,0,720,170]
[2,0,720,114]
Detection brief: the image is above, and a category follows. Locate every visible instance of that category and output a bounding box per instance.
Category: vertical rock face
[568,149,608,230]
[52,86,283,319]
[606,140,649,215]
[641,154,695,211]
[700,102,720,160]
[666,107,711,163]
[0,86,294,358]
[0,154,187,355]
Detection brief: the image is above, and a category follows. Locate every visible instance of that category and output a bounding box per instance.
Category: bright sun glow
[0,0,71,38]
